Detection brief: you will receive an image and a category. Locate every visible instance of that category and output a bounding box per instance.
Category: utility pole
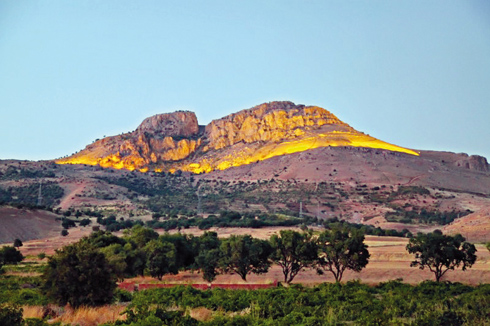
[299,201,303,218]
[197,184,203,216]
[197,193,202,216]
[317,200,320,219]
[37,180,43,206]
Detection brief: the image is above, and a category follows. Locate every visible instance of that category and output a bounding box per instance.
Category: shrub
[0,303,23,326]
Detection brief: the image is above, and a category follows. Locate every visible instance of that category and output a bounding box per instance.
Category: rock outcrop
[204,102,347,150]
[136,111,199,138]
[454,154,490,172]
[56,101,419,172]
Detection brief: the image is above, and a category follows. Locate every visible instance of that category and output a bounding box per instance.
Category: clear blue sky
[1,1,489,161]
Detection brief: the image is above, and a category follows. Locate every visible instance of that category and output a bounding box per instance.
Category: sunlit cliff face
[56,102,419,173]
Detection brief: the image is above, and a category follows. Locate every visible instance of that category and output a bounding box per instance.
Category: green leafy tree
[219,235,272,281]
[123,242,147,277]
[99,243,128,281]
[195,231,221,283]
[79,218,91,227]
[406,230,477,282]
[0,246,24,265]
[269,230,318,284]
[316,227,370,282]
[145,239,178,280]
[124,225,158,248]
[43,241,117,307]
[84,230,125,248]
[13,238,23,248]
[159,232,198,270]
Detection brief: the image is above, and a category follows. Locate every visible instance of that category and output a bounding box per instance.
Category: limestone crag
[56,101,418,172]
[136,111,199,138]
[204,102,348,151]
[57,111,202,170]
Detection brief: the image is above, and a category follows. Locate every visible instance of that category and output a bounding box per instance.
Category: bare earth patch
[0,207,62,244]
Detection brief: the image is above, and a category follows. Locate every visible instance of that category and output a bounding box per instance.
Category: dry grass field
[128,234,490,286]
[22,304,127,326]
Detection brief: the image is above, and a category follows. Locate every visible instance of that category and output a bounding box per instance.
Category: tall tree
[316,227,370,282]
[99,243,128,281]
[43,241,117,307]
[406,230,477,282]
[124,225,159,248]
[194,231,221,283]
[219,235,272,281]
[145,239,178,280]
[159,232,198,270]
[269,230,318,284]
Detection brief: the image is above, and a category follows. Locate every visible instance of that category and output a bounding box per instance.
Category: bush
[0,246,24,265]
[0,303,23,326]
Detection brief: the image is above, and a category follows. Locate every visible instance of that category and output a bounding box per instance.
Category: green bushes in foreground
[0,268,488,325]
[114,281,490,325]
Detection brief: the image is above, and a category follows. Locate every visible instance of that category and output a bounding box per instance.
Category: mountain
[56,101,419,173]
[2,101,490,243]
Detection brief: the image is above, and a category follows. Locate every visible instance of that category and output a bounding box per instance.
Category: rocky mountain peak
[56,101,418,173]
[204,101,347,150]
[136,111,199,138]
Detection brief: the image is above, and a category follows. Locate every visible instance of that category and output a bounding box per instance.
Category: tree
[13,239,23,248]
[406,230,477,282]
[79,218,91,227]
[316,227,370,282]
[43,241,117,307]
[84,230,125,248]
[0,246,24,265]
[219,235,272,281]
[195,232,221,283]
[486,242,490,253]
[269,230,318,284]
[61,229,68,236]
[145,239,178,280]
[99,243,128,281]
[124,225,158,248]
[123,242,147,277]
[159,232,198,270]
[61,218,76,229]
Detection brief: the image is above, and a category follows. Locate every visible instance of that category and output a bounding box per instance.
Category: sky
[1,1,490,161]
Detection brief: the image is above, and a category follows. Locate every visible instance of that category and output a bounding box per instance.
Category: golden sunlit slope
[173,130,418,174]
[56,101,418,173]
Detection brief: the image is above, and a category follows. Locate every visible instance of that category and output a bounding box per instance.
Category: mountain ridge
[56,101,420,173]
